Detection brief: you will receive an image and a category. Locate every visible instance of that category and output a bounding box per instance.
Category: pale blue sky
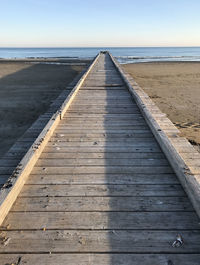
[1,0,200,47]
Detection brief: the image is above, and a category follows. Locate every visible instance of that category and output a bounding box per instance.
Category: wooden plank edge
[1,254,200,265]
[0,53,101,226]
[108,51,200,218]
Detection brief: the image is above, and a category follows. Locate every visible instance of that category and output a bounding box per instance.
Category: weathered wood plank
[58,122,148,128]
[62,115,144,120]
[12,196,192,212]
[60,116,144,126]
[19,135,155,142]
[3,212,199,230]
[83,82,125,86]
[48,138,156,143]
[67,110,141,114]
[20,184,184,197]
[55,129,151,134]
[64,113,142,118]
[27,173,178,185]
[57,125,149,130]
[1,254,200,265]
[36,158,169,167]
[39,152,164,159]
[68,105,136,110]
[0,230,200,253]
[50,132,154,139]
[43,146,162,153]
[31,165,173,175]
[78,89,129,94]
[46,141,158,147]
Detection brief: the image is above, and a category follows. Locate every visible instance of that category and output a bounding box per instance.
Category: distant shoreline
[121,60,200,65]
[0,57,91,63]
[1,57,200,65]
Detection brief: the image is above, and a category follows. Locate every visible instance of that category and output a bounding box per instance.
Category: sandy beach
[1,59,200,158]
[0,59,89,158]
[123,62,200,150]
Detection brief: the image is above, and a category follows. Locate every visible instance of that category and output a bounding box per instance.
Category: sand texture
[123,62,200,150]
[0,60,89,158]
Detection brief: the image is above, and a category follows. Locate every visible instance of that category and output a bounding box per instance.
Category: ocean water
[1,47,200,64]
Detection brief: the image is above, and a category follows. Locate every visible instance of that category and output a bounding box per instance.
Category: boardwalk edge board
[109,52,200,218]
[0,53,100,226]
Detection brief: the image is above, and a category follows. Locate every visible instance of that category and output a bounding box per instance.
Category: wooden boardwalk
[0,52,200,264]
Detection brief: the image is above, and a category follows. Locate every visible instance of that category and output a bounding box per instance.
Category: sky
[1,0,200,47]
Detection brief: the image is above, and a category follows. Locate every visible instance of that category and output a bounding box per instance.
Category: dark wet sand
[123,62,200,150]
[0,59,90,158]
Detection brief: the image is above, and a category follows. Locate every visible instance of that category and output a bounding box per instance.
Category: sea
[1,47,200,64]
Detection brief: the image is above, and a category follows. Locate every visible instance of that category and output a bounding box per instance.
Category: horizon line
[1,46,200,48]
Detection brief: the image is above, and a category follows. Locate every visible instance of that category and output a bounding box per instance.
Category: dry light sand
[0,59,89,158]
[123,62,200,149]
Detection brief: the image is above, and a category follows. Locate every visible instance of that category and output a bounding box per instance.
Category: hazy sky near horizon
[1,0,200,47]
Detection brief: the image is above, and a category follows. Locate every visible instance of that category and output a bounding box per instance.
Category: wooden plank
[57,124,149,129]
[50,132,154,139]
[67,110,140,114]
[68,103,137,107]
[0,230,200,253]
[0,159,19,167]
[49,137,155,143]
[70,99,135,104]
[43,146,162,153]
[84,77,123,80]
[3,212,199,230]
[79,88,128,92]
[27,173,178,185]
[12,196,192,212]
[0,177,9,185]
[81,86,127,90]
[83,82,125,86]
[31,165,173,175]
[36,158,169,167]
[20,184,184,197]
[62,115,144,120]
[58,122,147,127]
[69,103,135,107]
[19,135,155,142]
[60,119,145,124]
[64,113,142,118]
[72,96,132,100]
[49,135,154,141]
[55,128,150,133]
[0,156,168,167]
[39,152,164,159]
[75,92,131,96]
[46,141,159,147]
[1,254,200,265]
[69,105,138,111]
